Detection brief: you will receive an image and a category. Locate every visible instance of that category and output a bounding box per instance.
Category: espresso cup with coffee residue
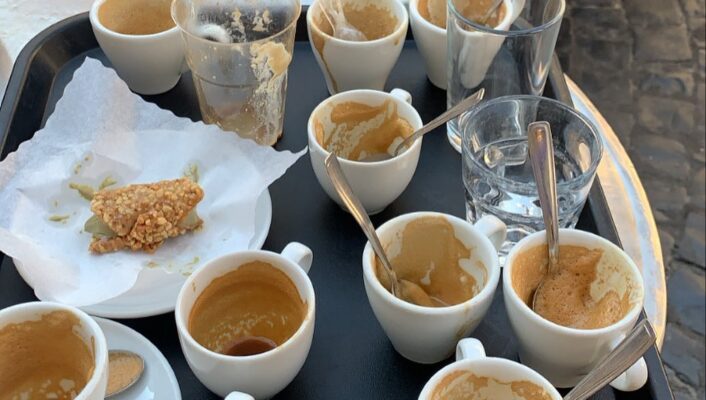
[419,338,562,400]
[90,0,187,94]
[503,229,647,390]
[175,242,315,399]
[308,88,423,215]
[307,0,409,94]
[0,302,108,400]
[362,212,507,364]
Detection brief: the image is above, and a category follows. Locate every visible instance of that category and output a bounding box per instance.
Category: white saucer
[94,317,181,400]
[15,190,272,318]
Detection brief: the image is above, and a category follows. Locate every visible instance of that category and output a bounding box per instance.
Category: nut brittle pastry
[85,178,204,254]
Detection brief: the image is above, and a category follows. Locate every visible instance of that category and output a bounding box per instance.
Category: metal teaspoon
[527,121,560,311]
[391,88,485,157]
[324,153,439,307]
[105,350,145,398]
[563,319,657,400]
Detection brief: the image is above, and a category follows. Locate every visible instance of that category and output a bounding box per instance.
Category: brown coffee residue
[107,352,143,395]
[188,261,307,356]
[375,216,484,307]
[432,370,552,400]
[315,100,414,161]
[99,0,175,35]
[418,0,447,28]
[314,2,399,41]
[512,245,632,329]
[0,311,95,400]
[448,0,508,28]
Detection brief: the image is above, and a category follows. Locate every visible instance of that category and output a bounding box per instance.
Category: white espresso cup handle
[389,88,412,104]
[455,338,486,362]
[281,242,313,274]
[609,357,648,391]
[607,332,649,391]
[225,392,255,400]
[473,215,507,251]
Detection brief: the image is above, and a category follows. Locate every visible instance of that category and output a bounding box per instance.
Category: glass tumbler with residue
[172,0,301,146]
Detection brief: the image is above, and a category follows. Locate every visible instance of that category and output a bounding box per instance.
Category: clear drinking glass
[172,0,300,146]
[461,95,603,255]
[447,0,565,151]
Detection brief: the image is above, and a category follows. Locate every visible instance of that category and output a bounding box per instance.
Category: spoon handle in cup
[393,88,484,156]
[527,121,560,271]
[324,154,399,295]
[563,320,657,400]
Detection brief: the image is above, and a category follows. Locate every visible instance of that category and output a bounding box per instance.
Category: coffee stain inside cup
[512,245,637,329]
[0,311,95,399]
[418,0,447,28]
[188,261,307,356]
[310,0,401,92]
[99,0,175,35]
[375,216,486,307]
[315,99,414,161]
[441,0,508,29]
[431,370,553,400]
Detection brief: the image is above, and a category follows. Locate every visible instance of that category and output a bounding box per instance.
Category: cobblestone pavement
[556,0,705,398]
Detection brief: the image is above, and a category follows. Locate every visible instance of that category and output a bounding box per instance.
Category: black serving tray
[0,10,673,400]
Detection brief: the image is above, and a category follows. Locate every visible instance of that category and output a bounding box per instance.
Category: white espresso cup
[503,229,648,390]
[362,212,507,364]
[419,338,562,399]
[307,0,409,94]
[409,0,448,89]
[308,88,423,215]
[175,243,315,399]
[89,0,186,94]
[0,302,108,400]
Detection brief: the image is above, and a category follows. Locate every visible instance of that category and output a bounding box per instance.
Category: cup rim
[448,0,566,36]
[307,0,409,46]
[307,89,423,167]
[503,229,646,336]
[90,0,181,40]
[463,95,604,189]
[420,356,562,399]
[0,301,108,400]
[175,249,316,362]
[171,0,302,47]
[362,211,501,314]
[409,0,447,34]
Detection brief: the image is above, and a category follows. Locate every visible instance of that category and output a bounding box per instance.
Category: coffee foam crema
[512,244,640,329]
[314,99,414,161]
[0,311,95,400]
[188,261,307,355]
[375,216,487,307]
[421,0,508,29]
[431,370,553,400]
[99,0,175,35]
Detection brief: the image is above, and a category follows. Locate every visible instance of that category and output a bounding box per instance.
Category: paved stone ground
[556,0,705,398]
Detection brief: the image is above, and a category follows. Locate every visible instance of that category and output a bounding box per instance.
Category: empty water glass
[172,0,300,146]
[447,0,565,151]
[461,95,602,256]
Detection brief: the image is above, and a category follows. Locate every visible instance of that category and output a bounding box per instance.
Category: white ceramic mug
[89,0,186,94]
[175,243,315,399]
[307,0,409,94]
[362,212,507,364]
[409,0,447,89]
[419,338,562,399]
[308,88,423,215]
[503,229,648,390]
[0,302,108,400]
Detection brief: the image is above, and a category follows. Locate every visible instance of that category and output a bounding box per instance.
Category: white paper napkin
[0,58,304,306]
